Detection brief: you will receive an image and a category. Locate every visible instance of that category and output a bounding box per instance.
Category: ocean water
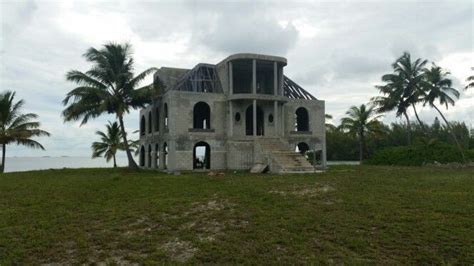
[2,156,132,173]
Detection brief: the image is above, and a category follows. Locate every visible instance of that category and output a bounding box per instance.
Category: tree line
[332,52,473,162]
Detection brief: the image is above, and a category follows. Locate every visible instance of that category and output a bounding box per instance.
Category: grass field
[0,165,473,264]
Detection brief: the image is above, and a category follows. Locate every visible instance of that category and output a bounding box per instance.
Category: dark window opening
[256,60,274,95]
[193,141,210,169]
[155,108,160,132]
[232,59,252,94]
[245,105,264,136]
[193,102,211,129]
[148,112,152,134]
[148,144,152,167]
[139,146,145,166]
[164,103,168,129]
[296,142,310,155]
[140,116,146,136]
[295,107,309,131]
[235,112,241,122]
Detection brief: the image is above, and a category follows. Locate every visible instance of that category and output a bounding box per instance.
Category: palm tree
[372,73,413,144]
[421,64,465,162]
[62,42,158,169]
[0,91,50,173]
[325,114,337,132]
[340,104,382,161]
[465,67,474,90]
[373,52,428,145]
[393,52,428,130]
[92,121,124,168]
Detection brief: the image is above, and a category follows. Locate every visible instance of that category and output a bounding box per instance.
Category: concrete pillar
[229,101,233,137]
[229,61,233,94]
[253,99,257,136]
[274,101,278,136]
[322,141,327,169]
[273,61,277,95]
[252,59,256,94]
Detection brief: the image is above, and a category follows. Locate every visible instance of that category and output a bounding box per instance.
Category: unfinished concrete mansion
[138,53,326,173]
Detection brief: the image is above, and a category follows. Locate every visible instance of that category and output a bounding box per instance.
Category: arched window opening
[140,116,146,136]
[295,107,309,131]
[148,144,152,168]
[155,144,160,168]
[163,142,168,169]
[148,112,152,134]
[268,114,274,123]
[296,142,310,155]
[164,103,169,129]
[155,107,160,132]
[245,105,264,136]
[193,102,211,129]
[139,146,145,166]
[193,141,210,169]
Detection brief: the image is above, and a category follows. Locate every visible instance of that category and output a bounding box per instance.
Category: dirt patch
[161,238,198,263]
[269,183,336,198]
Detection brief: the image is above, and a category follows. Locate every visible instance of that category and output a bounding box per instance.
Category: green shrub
[366,143,472,166]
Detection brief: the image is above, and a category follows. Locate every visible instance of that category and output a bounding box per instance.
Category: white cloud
[0,0,472,156]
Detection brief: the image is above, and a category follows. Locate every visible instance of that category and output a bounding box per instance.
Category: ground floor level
[138,137,326,172]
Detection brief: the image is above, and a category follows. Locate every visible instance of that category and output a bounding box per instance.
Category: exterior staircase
[256,138,316,174]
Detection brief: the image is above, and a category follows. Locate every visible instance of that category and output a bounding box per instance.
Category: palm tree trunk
[1,144,5,173]
[432,104,466,163]
[403,112,412,145]
[359,133,364,162]
[118,115,138,169]
[113,154,117,168]
[412,103,427,133]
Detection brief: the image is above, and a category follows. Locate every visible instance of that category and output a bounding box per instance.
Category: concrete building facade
[139,53,326,173]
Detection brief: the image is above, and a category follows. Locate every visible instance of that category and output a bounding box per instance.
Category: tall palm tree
[0,91,50,173]
[421,64,465,162]
[62,42,158,169]
[393,52,428,129]
[92,121,124,168]
[340,104,382,161]
[373,52,428,145]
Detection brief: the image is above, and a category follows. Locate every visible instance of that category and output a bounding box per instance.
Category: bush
[366,143,473,166]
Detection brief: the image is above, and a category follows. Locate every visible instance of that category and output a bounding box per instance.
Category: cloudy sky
[1,0,473,157]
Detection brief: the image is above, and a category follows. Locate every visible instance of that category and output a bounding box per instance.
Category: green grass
[1,166,473,264]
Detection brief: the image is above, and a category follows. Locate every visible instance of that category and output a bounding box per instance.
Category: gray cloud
[0,0,472,157]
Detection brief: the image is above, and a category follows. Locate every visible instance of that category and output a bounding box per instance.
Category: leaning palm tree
[372,52,428,144]
[62,42,158,169]
[421,64,465,162]
[465,67,474,90]
[92,121,124,168]
[0,91,50,173]
[340,104,382,161]
[372,73,413,144]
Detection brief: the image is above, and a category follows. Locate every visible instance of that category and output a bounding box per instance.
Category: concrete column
[252,59,256,94]
[274,101,278,136]
[229,61,233,94]
[253,99,257,136]
[229,101,233,137]
[273,61,277,95]
[322,141,327,169]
